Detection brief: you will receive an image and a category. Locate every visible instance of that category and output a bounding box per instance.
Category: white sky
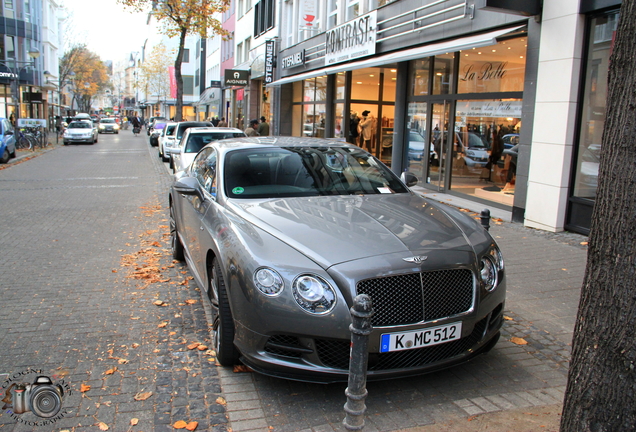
[61,0,152,63]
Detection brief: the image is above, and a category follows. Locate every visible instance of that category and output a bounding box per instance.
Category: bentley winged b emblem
[403,256,428,264]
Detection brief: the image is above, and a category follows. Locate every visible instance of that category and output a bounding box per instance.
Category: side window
[202,151,218,196]
[192,148,213,186]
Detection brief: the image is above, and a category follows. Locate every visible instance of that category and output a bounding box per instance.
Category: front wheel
[169,204,185,261]
[1,149,9,164]
[211,258,239,366]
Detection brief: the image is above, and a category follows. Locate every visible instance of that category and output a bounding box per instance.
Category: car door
[181,148,216,281]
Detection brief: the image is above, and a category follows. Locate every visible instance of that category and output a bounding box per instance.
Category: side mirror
[173,176,202,199]
[400,171,419,187]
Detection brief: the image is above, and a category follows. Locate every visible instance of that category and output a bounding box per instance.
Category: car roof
[185,127,244,134]
[208,136,359,155]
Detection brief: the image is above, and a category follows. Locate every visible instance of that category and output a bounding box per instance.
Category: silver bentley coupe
[169,136,505,383]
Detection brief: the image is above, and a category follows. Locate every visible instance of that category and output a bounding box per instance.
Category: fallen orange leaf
[510,337,528,345]
[80,384,91,392]
[134,391,153,401]
[233,365,252,373]
[187,343,200,350]
[197,345,208,351]
[130,418,139,426]
[105,367,117,375]
[173,420,188,429]
[503,316,513,321]
[216,397,227,406]
[186,421,198,431]
[158,322,168,328]
[185,299,197,305]
[98,421,109,430]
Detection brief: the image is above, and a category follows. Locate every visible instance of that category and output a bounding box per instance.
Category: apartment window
[3,0,14,18]
[196,40,200,59]
[244,37,251,62]
[6,36,15,59]
[328,0,339,28]
[254,0,275,37]
[24,0,30,22]
[238,0,244,17]
[237,42,243,63]
[183,76,194,95]
[346,0,360,21]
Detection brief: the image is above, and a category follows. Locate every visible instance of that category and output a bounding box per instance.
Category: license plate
[380,322,462,353]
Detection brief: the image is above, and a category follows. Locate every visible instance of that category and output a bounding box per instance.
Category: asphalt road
[0,131,588,431]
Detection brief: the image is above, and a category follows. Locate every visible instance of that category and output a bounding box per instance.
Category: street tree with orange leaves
[60,45,109,113]
[118,0,231,121]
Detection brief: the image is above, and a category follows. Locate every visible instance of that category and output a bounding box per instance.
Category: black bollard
[343,294,374,431]
[480,208,491,231]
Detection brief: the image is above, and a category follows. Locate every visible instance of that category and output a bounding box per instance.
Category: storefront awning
[267,25,525,87]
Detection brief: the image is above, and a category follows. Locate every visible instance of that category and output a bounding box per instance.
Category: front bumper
[64,136,94,143]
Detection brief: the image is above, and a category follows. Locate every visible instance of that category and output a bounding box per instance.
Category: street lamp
[0,48,40,125]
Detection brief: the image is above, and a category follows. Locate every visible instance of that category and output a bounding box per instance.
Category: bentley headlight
[481,246,504,292]
[292,275,336,314]
[254,268,284,295]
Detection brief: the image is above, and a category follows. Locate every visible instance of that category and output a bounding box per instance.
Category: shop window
[458,37,527,93]
[411,58,430,96]
[382,67,397,102]
[334,103,345,138]
[351,69,378,100]
[335,72,346,100]
[572,11,618,200]
[433,53,454,95]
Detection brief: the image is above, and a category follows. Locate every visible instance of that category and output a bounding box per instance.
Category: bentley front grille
[356,269,474,327]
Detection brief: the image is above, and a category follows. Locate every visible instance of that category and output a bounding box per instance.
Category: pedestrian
[213,117,220,127]
[217,117,228,127]
[130,116,141,136]
[244,119,260,137]
[257,116,270,136]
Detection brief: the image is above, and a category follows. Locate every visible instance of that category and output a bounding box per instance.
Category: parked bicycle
[15,129,35,150]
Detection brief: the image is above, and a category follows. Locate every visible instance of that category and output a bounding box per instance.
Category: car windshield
[69,122,91,128]
[185,132,247,153]
[464,133,488,149]
[101,119,115,124]
[224,146,409,198]
[165,125,176,136]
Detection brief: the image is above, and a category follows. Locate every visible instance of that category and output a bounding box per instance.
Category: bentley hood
[228,193,489,269]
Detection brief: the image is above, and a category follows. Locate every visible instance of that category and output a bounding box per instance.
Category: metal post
[480,209,491,231]
[343,294,373,431]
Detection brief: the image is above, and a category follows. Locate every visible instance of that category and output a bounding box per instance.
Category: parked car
[171,127,246,173]
[158,122,178,162]
[164,121,213,168]
[98,118,119,134]
[0,117,16,163]
[147,116,168,135]
[169,136,506,383]
[148,122,166,146]
[502,133,519,150]
[63,120,98,145]
[407,130,436,163]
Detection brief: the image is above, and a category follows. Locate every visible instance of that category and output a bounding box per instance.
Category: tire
[17,136,31,150]
[63,142,68,146]
[1,149,9,164]
[170,204,185,261]
[210,258,239,366]
[116,131,119,134]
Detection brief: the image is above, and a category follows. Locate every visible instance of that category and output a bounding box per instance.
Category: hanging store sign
[224,69,249,86]
[281,50,305,69]
[325,10,377,65]
[300,0,317,28]
[265,40,276,83]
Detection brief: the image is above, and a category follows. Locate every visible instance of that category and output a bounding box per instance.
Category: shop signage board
[325,10,377,65]
[456,101,523,118]
[265,40,276,83]
[300,0,317,28]
[17,118,47,128]
[224,69,249,86]
[281,50,305,69]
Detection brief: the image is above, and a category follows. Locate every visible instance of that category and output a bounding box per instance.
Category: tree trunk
[561,1,636,430]
[173,27,187,122]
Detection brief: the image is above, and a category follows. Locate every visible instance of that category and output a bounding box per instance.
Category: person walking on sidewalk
[258,116,270,136]
[244,119,260,137]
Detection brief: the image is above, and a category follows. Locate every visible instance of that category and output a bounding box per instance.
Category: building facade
[256,0,621,235]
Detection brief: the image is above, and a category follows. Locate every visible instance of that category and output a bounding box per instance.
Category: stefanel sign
[265,40,276,83]
[224,69,249,87]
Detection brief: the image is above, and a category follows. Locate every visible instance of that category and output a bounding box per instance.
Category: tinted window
[69,122,90,128]
[224,146,408,198]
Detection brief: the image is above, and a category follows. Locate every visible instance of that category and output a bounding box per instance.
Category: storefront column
[391,63,409,175]
[525,1,585,232]
[325,75,336,139]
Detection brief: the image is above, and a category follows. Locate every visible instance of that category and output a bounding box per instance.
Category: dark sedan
[169,137,506,383]
[149,122,166,146]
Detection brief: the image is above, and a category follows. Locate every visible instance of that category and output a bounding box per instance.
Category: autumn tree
[560,1,636,430]
[118,0,230,121]
[138,43,172,106]
[60,46,109,113]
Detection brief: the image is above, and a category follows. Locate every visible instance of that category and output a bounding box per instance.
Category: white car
[63,120,98,145]
[158,122,178,162]
[171,127,246,173]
